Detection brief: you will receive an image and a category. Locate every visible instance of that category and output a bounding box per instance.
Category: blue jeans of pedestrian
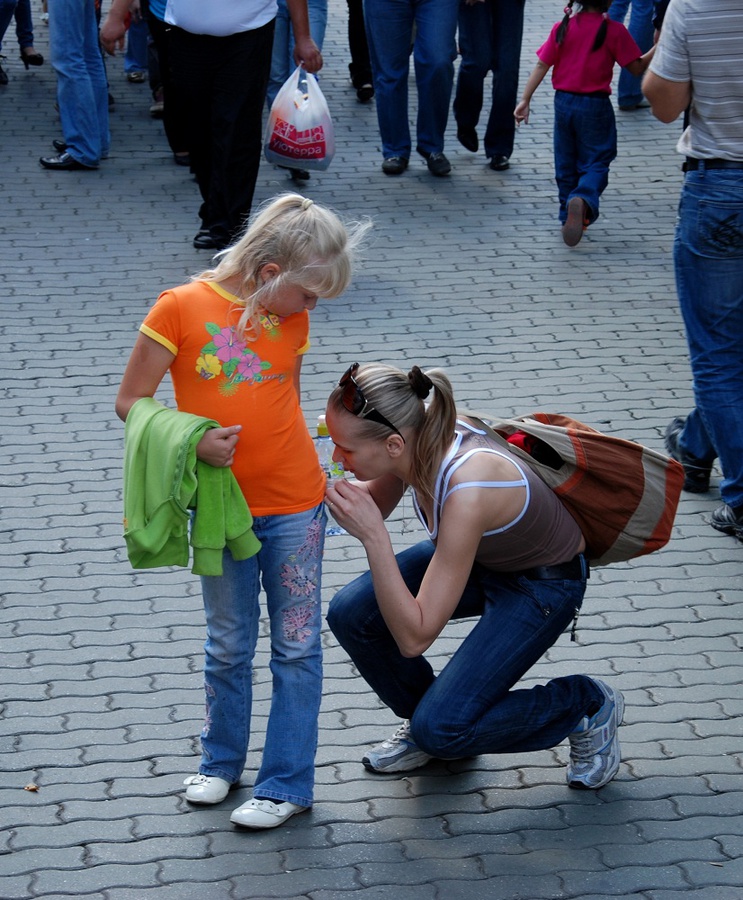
[48,0,110,168]
[609,0,654,108]
[453,0,525,160]
[364,0,457,158]
[124,15,149,75]
[0,0,33,53]
[198,504,325,808]
[674,167,743,510]
[553,90,616,225]
[327,542,601,759]
[266,0,328,108]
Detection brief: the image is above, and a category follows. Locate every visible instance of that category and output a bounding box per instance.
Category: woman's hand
[196,425,242,467]
[325,478,385,542]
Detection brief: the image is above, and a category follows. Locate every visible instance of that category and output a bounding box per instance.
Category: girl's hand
[325,478,385,543]
[196,425,242,467]
[514,100,530,125]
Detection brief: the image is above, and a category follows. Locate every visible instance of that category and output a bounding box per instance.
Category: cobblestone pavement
[2,1,742,898]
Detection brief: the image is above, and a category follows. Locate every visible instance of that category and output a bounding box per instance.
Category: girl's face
[258,263,319,317]
[325,406,397,482]
[261,283,319,317]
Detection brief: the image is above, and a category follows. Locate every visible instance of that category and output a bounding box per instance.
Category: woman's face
[325,405,397,482]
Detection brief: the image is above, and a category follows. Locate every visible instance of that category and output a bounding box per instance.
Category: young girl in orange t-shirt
[116,193,369,830]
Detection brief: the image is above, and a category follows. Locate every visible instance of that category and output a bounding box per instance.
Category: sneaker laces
[382,720,414,749]
[568,723,597,763]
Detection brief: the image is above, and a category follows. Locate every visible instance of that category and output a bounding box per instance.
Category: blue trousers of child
[553,90,617,225]
[197,504,325,808]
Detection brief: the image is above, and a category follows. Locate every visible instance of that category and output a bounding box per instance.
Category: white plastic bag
[264,67,335,172]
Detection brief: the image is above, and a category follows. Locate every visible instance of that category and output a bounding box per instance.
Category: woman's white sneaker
[230,798,307,829]
[183,774,232,804]
[362,720,433,773]
[566,679,625,790]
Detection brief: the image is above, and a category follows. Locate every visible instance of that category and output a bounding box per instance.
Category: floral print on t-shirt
[195,314,285,396]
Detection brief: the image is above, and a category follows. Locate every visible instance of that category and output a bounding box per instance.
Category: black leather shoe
[664,417,712,493]
[193,230,227,251]
[53,139,67,153]
[355,83,374,103]
[489,154,510,171]
[382,156,408,175]
[39,152,95,170]
[456,126,478,153]
[417,147,451,177]
[710,504,743,542]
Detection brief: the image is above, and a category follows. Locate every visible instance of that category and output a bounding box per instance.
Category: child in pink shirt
[514,0,655,246]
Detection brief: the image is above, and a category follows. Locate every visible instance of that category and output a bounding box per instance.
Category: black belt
[557,89,610,99]
[518,554,588,581]
[684,158,743,172]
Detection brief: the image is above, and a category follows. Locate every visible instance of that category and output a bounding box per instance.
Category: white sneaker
[566,679,625,790]
[362,721,433,773]
[183,774,232,804]
[230,798,307,829]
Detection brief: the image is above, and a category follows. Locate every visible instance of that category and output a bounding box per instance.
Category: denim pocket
[691,199,743,259]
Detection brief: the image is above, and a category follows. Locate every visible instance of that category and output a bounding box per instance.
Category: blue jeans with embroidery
[553,90,617,225]
[198,503,325,808]
[609,0,654,108]
[673,168,743,510]
[363,0,458,158]
[327,542,602,759]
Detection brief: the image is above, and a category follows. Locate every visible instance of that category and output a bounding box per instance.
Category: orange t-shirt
[140,281,324,516]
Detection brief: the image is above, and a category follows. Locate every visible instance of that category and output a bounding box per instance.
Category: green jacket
[123,398,260,575]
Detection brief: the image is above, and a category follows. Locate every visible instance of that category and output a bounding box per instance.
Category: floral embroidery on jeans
[296,516,323,562]
[283,601,317,643]
[281,562,318,598]
[202,679,216,738]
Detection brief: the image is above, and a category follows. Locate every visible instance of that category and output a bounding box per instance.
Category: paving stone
[2,1,742,897]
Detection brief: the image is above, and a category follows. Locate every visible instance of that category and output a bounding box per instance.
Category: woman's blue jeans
[327,542,601,760]
[453,0,525,160]
[553,91,617,225]
[266,0,328,108]
[48,0,110,168]
[674,168,743,510]
[363,0,458,158]
[198,504,325,808]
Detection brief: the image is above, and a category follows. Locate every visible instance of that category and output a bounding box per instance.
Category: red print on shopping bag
[268,118,327,162]
[264,67,335,172]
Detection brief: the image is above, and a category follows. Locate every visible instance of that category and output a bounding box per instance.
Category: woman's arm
[328,458,526,658]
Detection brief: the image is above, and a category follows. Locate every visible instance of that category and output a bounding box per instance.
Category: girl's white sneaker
[183,774,231,804]
[230,798,307,829]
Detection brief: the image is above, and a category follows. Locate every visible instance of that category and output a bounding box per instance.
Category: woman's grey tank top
[412,419,584,572]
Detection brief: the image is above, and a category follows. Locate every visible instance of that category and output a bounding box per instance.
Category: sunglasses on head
[339,363,406,442]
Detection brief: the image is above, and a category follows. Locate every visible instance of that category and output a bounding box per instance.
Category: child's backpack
[472,413,685,566]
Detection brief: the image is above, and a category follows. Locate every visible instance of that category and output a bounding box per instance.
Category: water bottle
[315,415,346,535]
